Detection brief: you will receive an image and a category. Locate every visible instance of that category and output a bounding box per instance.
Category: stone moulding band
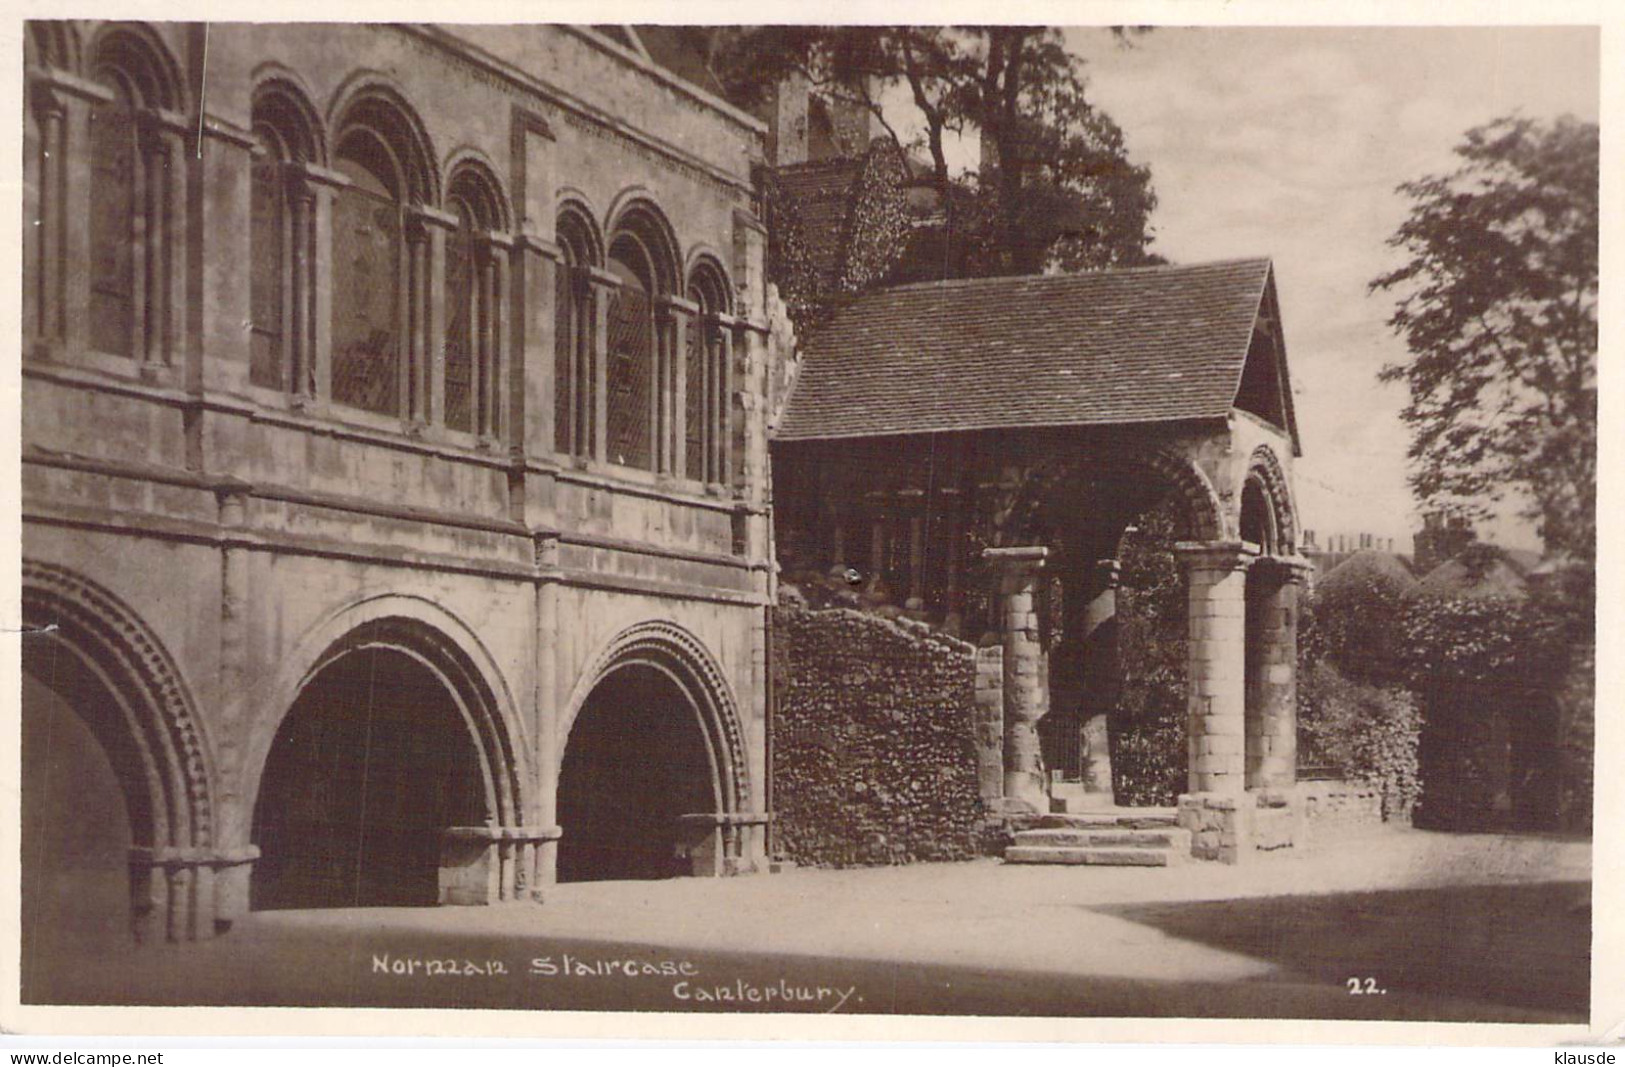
[982,545,1050,566]
[675,812,773,827]
[128,846,260,868]
[442,825,564,843]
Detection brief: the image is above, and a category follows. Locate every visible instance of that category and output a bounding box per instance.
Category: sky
[901,26,1598,555]
[1071,27,1599,553]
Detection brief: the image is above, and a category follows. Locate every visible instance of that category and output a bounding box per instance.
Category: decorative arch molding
[444,149,513,232]
[87,21,186,111]
[243,594,531,832]
[1139,445,1227,543]
[250,68,327,165]
[606,194,681,294]
[555,185,601,218]
[562,620,751,814]
[556,195,604,266]
[327,72,440,204]
[686,251,734,315]
[995,442,1226,548]
[1245,444,1297,554]
[20,560,216,852]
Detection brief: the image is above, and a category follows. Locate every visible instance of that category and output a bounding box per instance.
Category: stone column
[535,533,563,889]
[984,546,1050,807]
[513,232,558,465]
[214,483,254,928]
[1245,556,1311,790]
[288,182,316,399]
[299,163,348,409]
[404,216,431,426]
[587,267,618,464]
[1174,541,1257,794]
[28,82,67,347]
[1080,558,1120,799]
[906,514,925,610]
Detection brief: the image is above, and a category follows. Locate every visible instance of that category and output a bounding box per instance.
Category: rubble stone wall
[772,607,984,866]
[1299,778,1386,835]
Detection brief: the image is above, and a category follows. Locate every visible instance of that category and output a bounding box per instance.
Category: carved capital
[1174,540,1259,576]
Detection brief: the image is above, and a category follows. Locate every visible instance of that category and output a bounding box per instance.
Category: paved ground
[25,828,1592,1022]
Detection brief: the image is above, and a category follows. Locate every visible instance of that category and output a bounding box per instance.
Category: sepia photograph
[5,6,1607,1042]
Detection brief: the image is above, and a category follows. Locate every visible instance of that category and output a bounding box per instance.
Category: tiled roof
[775,257,1277,442]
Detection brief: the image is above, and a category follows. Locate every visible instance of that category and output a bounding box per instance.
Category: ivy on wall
[1298,660,1422,820]
[834,141,911,298]
[764,139,910,338]
[1109,500,1188,807]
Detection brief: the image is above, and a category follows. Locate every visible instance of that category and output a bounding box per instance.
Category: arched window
[87,29,179,362]
[24,26,79,347]
[554,205,599,458]
[331,127,405,415]
[607,233,657,470]
[250,84,320,394]
[686,261,732,485]
[87,72,136,356]
[444,165,508,438]
[327,90,436,423]
[604,201,680,474]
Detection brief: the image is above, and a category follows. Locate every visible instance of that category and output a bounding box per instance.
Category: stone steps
[1004,845,1180,867]
[1015,827,1191,850]
[1004,812,1189,867]
[1033,809,1179,830]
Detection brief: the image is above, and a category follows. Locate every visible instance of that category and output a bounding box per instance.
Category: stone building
[771,258,1310,852]
[20,21,787,953]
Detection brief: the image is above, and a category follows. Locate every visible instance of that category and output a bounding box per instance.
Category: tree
[719,27,1160,277]
[1371,115,1597,561]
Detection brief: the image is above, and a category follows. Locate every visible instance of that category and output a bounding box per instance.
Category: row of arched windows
[553,201,735,480]
[29,21,739,484]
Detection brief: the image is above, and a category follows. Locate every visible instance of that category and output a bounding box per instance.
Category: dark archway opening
[557,663,716,882]
[251,647,486,910]
[20,662,139,975]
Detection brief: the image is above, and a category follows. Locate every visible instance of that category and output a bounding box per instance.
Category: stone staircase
[1004,808,1190,867]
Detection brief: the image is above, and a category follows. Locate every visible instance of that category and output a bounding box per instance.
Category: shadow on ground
[1095,880,1590,1019]
[25,882,1588,1023]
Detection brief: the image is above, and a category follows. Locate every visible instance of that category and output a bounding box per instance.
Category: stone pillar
[28,82,68,348]
[288,183,316,399]
[1175,541,1257,795]
[535,534,562,890]
[587,267,617,464]
[1080,558,1120,799]
[514,233,558,465]
[906,514,925,610]
[984,546,1050,807]
[1246,556,1311,791]
[404,216,432,426]
[214,483,254,928]
[973,644,1005,802]
[440,826,560,904]
[295,165,342,407]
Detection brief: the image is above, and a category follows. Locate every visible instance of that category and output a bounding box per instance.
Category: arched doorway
[20,563,217,976]
[251,647,487,909]
[20,663,139,967]
[557,663,720,882]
